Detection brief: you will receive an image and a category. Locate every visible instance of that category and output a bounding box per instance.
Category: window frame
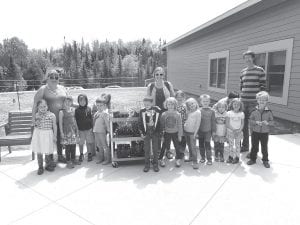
[248,38,294,105]
[208,50,229,94]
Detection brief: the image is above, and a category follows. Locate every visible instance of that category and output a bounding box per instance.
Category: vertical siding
[167,0,300,123]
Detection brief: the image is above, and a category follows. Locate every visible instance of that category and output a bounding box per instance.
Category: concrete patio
[0,133,299,225]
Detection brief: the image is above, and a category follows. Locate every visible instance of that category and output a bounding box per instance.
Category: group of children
[31,94,111,175]
[140,90,273,172]
[31,89,273,175]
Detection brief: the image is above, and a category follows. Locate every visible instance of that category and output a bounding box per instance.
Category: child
[75,94,95,162]
[31,99,57,175]
[59,96,80,169]
[226,98,244,164]
[93,97,110,165]
[175,90,188,161]
[184,98,201,169]
[247,91,274,168]
[213,101,227,162]
[159,97,183,167]
[138,96,161,172]
[198,94,216,165]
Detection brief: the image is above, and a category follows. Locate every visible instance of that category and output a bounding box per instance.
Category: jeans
[250,132,269,162]
[242,102,256,150]
[198,131,212,161]
[227,129,243,158]
[214,142,224,158]
[144,131,160,166]
[65,144,76,161]
[159,132,183,160]
[185,132,197,163]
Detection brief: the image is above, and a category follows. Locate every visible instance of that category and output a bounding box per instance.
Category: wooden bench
[0,110,34,162]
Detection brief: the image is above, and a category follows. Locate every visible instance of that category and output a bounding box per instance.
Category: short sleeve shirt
[227,111,245,130]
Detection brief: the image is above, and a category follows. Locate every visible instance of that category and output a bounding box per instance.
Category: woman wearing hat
[32,69,69,164]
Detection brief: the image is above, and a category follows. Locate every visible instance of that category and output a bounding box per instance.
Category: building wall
[167,0,300,123]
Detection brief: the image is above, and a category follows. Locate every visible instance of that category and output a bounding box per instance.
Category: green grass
[0,87,147,124]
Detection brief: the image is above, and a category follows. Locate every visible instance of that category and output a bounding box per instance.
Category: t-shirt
[160,111,182,136]
[227,111,245,130]
[215,111,227,137]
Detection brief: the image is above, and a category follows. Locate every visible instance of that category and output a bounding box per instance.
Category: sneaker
[67,161,74,169]
[166,151,173,159]
[79,154,84,162]
[226,156,233,164]
[37,167,44,175]
[246,153,251,159]
[58,155,67,163]
[215,156,220,162]
[240,146,249,153]
[263,161,270,168]
[192,162,199,169]
[102,160,110,165]
[159,159,166,167]
[247,160,256,165]
[207,160,212,166]
[87,153,93,162]
[153,164,160,172]
[200,158,205,163]
[143,165,150,172]
[45,165,54,172]
[232,157,240,164]
[175,159,181,167]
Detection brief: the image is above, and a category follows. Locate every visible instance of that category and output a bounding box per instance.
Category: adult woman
[146,67,175,111]
[32,69,68,164]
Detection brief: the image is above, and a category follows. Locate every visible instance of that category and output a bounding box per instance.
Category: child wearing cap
[138,96,161,172]
[93,97,111,165]
[59,96,80,169]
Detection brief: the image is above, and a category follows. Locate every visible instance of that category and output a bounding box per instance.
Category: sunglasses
[155,73,164,77]
[48,75,59,80]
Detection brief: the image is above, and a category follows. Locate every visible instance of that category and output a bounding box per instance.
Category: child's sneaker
[207,160,212,165]
[247,159,256,165]
[37,167,44,175]
[166,150,173,159]
[153,164,160,172]
[263,161,270,168]
[192,162,199,169]
[215,156,220,162]
[175,159,181,167]
[232,157,239,164]
[67,161,74,169]
[79,154,84,162]
[220,156,225,163]
[226,156,233,164]
[159,159,166,167]
[143,164,150,172]
[87,153,93,162]
[200,158,205,163]
[246,153,251,159]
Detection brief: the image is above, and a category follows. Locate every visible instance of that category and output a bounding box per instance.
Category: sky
[0,0,247,50]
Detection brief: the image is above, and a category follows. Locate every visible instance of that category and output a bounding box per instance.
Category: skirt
[31,128,57,154]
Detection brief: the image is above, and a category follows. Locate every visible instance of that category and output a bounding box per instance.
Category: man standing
[240,50,266,153]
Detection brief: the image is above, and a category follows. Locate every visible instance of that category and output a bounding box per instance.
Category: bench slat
[0,134,32,146]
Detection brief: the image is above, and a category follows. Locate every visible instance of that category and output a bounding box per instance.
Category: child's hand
[193,133,197,139]
[262,121,269,125]
[141,134,145,139]
[178,136,182,142]
[61,133,65,139]
[256,121,262,126]
[53,135,57,143]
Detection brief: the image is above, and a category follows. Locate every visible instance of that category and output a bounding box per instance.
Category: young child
[59,96,80,169]
[93,97,110,165]
[213,101,227,162]
[175,90,187,161]
[247,91,274,168]
[75,94,95,162]
[159,97,183,167]
[198,94,216,165]
[226,98,244,164]
[138,96,161,172]
[184,98,201,169]
[31,99,57,175]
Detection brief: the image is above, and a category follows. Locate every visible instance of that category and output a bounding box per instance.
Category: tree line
[0,37,167,91]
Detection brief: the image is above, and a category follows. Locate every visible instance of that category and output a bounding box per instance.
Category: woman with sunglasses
[147,67,175,160]
[32,69,69,165]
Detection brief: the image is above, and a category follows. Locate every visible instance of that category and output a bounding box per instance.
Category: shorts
[79,129,94,145]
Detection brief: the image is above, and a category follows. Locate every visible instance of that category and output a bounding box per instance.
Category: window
[249,38,293,105]
[208,50,229,93]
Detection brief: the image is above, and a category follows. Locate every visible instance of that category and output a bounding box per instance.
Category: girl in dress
[31,99,57,175]
[59,96,80,169]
